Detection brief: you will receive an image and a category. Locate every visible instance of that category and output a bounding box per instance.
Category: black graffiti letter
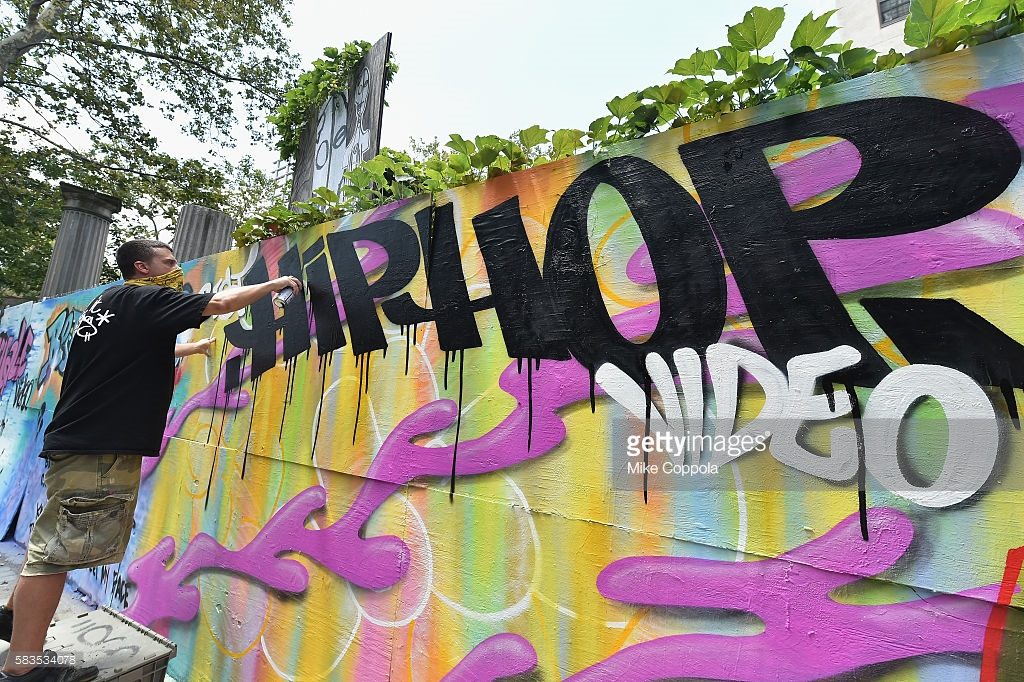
[545,155,726,381]
[679,96,1021,385]
[326,219,421,355]
[383,204,491,352]
[302,237,346,355]
[224,250,310,381]
[473,197,571,361]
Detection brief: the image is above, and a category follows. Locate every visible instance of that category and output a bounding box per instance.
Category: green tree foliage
[0,134,61,297]
[0,0,298,295]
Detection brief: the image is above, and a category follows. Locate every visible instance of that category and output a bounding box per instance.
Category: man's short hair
[115,239,172,279]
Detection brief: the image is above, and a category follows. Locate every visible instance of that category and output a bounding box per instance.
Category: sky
[216,0,834,172]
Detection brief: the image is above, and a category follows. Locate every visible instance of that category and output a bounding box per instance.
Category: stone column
[171,205,236,262]
[40,183,122,298]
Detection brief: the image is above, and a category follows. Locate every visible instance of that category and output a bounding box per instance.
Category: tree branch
[0,0,74,84]
[10,89,82,153]
[0,116,168,180]
[27,0,49,23]
[56,34,283,102]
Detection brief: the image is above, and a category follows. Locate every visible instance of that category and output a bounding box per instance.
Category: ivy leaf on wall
[963,0,1012,25]
[607,93,642,119]
[552,129,585,159]
[446,134,476,156]
[728,6,786,52]
[905,0,964,47]
[670,49,718,77]
[790,10,839,50]
[838,48,879,77]
[518,125,549,149]
[716,46,752,75]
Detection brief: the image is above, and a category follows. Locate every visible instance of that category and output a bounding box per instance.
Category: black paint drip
[846,381,869,541]
[589,366,596,413]
[206,341,229,444]
[449,349,465,502]
[823,381,835,413]
[312,354,328,460]
[241,375,261,480]
[353,353,365,444]
[203,446,219,511]
[235,350,248,415]
[213,343,236,454]
[402,325,412,375]
[364,352,372,395]
[278,357,298,443]
[644,372,652,505]
[527,357,534,452]
[204,345,232,511]
[999,380,1020,429]
[353,351,374,441]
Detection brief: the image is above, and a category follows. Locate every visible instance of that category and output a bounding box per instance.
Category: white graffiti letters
[595,344,999,508]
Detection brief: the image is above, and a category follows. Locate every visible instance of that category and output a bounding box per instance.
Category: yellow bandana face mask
[125,266,184,291]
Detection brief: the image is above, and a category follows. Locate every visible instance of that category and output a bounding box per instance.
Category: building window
[878,0,911,27]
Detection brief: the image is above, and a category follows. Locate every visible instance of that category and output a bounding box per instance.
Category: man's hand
[193,337,215,356]
[273,276,303,296]
[174,338,216,358]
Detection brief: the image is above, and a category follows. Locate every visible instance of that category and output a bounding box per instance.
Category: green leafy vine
[235,1,1024,247]
[268,41,399,160]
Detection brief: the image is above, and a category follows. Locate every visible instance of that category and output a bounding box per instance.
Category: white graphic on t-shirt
[75,299,115,342]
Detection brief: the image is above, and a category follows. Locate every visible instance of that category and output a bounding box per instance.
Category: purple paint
[122,486,410,623]
[771,139,861,207]
[0,319,35,386]
[441,633,538,681]
[963,82,1024,147]
[567,508,1006,681]
[151,361,252,478]
[625,208,1024,319]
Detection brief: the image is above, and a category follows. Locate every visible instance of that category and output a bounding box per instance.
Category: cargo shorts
[22,453,142,577]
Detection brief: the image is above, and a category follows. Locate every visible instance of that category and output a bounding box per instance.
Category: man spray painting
[0,240,301,681]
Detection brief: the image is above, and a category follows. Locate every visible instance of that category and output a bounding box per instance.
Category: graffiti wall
[2,35,1024,681]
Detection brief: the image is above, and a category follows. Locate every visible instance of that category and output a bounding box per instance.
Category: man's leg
[1,572,66,675]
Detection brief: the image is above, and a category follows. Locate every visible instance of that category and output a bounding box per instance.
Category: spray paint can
[273,287,296,309]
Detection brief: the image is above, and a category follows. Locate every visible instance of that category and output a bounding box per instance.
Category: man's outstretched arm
[202,276,302,316]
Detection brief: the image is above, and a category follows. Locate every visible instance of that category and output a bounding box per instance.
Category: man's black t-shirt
[41,284,216,457]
